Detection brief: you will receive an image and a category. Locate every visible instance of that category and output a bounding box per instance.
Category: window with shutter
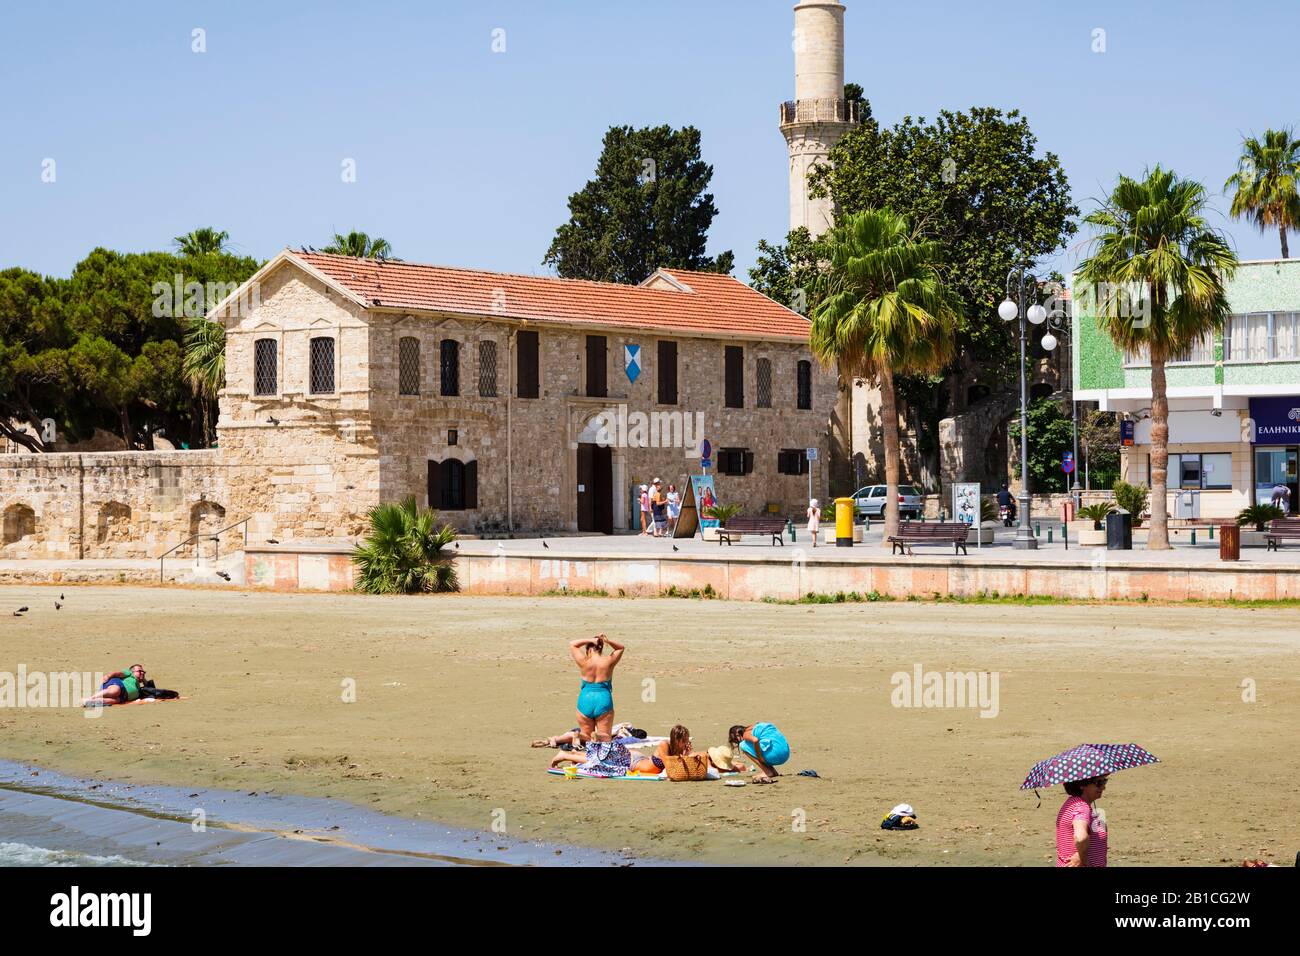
[724,346,744,408]
[586,335,607,398]
[657,340,678,405]
[797,360,812,410]
[517,330,539,399]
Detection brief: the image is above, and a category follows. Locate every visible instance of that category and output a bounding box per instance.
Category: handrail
[159,516,250,583]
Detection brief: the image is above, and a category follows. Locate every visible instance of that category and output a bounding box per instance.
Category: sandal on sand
[530,737,558,749]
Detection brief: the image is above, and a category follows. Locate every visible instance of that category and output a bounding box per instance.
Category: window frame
[253,337,279,397]
[796,359,813,410]
[308,335,337,395]
[398,335,421,396]
[440,339,461,397]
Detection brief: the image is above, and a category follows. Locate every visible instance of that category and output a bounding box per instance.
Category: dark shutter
[586,335,607,398]
[440,340,460,396]
[742,450,754,475]
[797,360,812,410]
[657,341,678,405]
[464,460,478,510]
[427,460,442,510]
[517,330,539,399]
[724,346,744,408]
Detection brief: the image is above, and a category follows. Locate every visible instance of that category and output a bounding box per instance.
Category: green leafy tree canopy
[544,124,734,283]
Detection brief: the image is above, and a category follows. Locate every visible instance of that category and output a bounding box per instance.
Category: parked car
[853,484,923,521]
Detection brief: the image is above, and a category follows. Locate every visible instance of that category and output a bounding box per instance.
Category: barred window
[478,340,498,397]
[398,337,420,395]
[797,360,812,410]
[310,337,335,394]
[756,357,772,408]
[254,338,277,396]
[440,340,460,396]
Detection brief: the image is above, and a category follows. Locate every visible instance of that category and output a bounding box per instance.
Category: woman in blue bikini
[570,633,624,742]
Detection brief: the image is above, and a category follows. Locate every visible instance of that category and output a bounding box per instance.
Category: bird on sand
[54,602,62,610]
[541,540,549,549]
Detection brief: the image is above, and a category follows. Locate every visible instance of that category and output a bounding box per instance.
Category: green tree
[182,318,225,446]
[352,498,459,594]
[322,231,393,259]
[1225,128,1300,258]
[809,104,1077,379]
[544,125,734,283]
[174,227,230,257]
[1077,167,1237,549]
[68,335,137,446]
[1079,409,1120,489]
[1008,397,1077,492]
[749,226,828,314]
[810,209,960,542]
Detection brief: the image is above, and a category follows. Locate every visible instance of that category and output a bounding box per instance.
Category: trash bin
[1219,523,1240,561]
[1106,510,1133,550]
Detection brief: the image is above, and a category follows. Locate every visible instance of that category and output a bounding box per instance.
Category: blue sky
[2,0,1297,283]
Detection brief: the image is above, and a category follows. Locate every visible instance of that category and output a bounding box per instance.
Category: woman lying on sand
[570,633,624,741]
[729,722,790,783]
[81,664,148,707]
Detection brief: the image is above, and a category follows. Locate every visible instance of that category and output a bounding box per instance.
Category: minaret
[780,0,854,237]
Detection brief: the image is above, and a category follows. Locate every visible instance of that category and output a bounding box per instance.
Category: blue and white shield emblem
[624,344,641,383]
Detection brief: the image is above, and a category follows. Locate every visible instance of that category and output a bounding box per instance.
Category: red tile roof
[290,251,812,341]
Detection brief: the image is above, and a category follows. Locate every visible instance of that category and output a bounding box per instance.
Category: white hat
[653,477,662,483]
[639,484,648,491]
[890,803,916,817]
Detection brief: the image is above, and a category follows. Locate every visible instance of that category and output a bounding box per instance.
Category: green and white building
[1073,258,1300,520]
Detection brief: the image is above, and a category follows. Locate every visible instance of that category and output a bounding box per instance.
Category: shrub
[352,497,458,594]
[1111,481,1149,527]
[704,503,743,526]
[1237,503,1285,532]
[1077,503,1114,529]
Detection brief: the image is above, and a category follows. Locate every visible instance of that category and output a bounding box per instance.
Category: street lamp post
[1039,301,1081,513]
[999,267,1050,550]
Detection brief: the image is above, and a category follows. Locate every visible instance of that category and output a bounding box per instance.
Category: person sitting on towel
[82,664,147,707]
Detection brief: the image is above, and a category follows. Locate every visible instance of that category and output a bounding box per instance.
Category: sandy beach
[1,585,1296,866]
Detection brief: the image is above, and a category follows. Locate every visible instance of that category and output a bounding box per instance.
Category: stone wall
[0,451,228,560]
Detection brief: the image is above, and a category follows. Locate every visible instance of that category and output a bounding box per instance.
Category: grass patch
[661,583,720,600]
[763,589,893,605]
[540,587,610,598]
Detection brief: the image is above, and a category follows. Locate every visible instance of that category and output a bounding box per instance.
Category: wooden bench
[717,516,787,546]
[888,521,969,556]
[1265,517,1300,551]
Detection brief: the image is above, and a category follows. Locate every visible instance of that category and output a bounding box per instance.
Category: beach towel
[546,767,749,781]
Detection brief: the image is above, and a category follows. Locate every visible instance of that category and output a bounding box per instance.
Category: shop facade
[1073,259,1300,520]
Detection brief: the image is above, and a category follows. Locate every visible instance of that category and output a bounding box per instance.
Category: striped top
[1055,796,1108,867]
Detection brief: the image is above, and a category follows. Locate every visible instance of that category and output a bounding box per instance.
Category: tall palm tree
[1078,167,1237,550]
[810,209,959,543]
[1225,128,1300,258]
[174,227,230,257]
[182,317,225,446]
[322,231,393,260]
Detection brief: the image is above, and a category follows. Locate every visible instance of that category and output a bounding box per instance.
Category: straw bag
[663,753,710,782]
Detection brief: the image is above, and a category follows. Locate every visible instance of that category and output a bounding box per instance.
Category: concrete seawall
[241,543,1300,602]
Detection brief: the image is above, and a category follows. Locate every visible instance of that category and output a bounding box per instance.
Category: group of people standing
[539,633,791,783]
[638,478,681,537]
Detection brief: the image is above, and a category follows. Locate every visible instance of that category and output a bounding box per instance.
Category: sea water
[0,842,152,867]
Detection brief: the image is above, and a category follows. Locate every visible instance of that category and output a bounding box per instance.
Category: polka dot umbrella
[1021,743,1159,791]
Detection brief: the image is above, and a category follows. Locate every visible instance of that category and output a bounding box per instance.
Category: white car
[853,484,922,521]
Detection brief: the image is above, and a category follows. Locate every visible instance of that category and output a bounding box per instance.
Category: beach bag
[663,753,710,782]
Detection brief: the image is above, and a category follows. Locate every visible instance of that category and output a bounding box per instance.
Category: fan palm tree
[1077,167,1237,550]
[810,209,960,543]
[322,231,393,260]
[174,227,230,257]
[352,497,459,594]
[1225,128,1300,258]
[182,317,225,446]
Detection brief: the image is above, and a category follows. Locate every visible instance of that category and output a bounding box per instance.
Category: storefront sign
[1248,396,1300,444]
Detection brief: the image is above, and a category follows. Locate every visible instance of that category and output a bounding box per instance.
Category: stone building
[210,250,836,539]
[0,251,833,558]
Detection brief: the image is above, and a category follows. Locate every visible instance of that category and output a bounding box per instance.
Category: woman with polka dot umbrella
[1021,743,1159,867]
